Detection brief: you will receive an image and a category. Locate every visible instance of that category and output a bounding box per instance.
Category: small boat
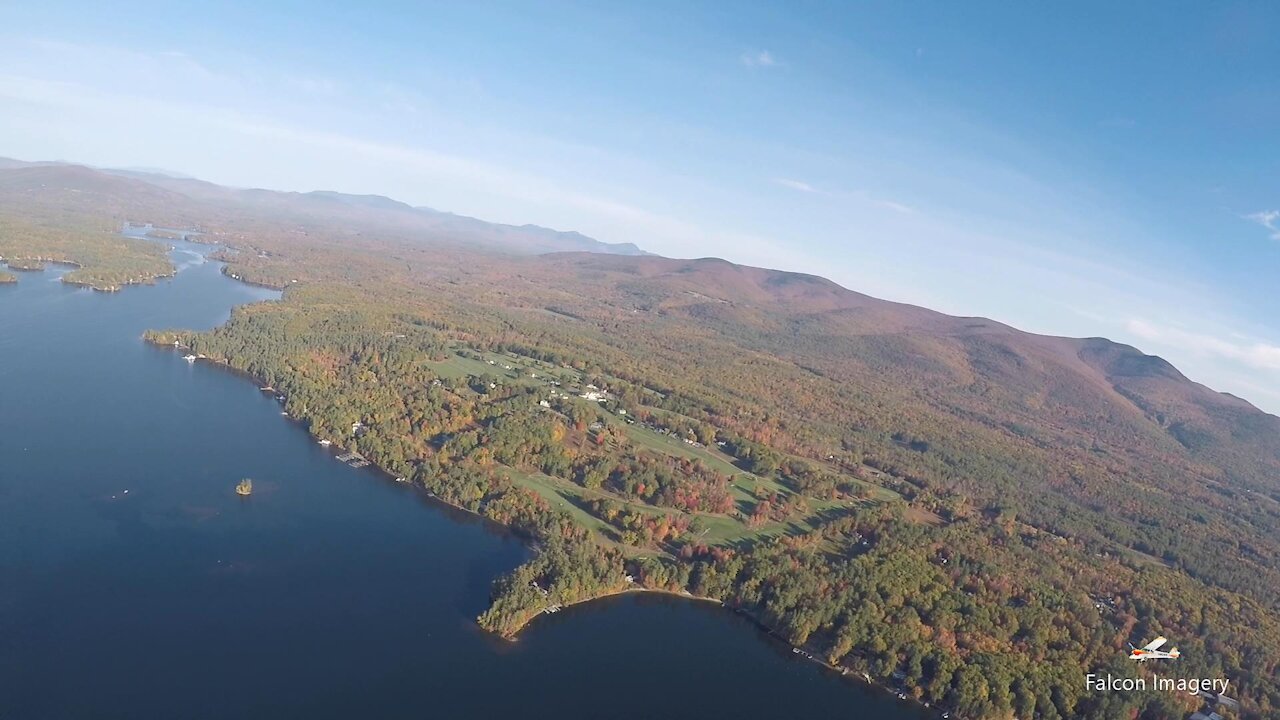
[183,354,197,362]
[318,439,332,447]
[235,478,253,496]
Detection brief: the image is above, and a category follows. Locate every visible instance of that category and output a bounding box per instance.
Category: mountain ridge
[0,157,648,257]
[1,157,1270,426]
[534,249,1275,417]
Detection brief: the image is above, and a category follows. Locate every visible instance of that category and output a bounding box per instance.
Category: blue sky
[2,1,1279,411]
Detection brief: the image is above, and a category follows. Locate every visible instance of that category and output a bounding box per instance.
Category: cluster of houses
[480,353,622,408]
[539,389,576,410]
[472,352,740,454]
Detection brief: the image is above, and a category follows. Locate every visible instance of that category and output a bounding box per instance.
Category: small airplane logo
[1129,636,1180,661]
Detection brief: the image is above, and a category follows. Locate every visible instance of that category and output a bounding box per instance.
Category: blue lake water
[0,241,924,719]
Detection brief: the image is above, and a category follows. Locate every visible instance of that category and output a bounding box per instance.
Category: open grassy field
[504,455,874,549]
[427,351,503,380]
[425,346,904,550]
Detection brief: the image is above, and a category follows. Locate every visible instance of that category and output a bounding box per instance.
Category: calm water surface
[0,241,924,719]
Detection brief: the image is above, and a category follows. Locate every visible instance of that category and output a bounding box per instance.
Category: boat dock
[336,452,371,468]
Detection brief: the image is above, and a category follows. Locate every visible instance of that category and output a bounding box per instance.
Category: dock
[336,452,371,468]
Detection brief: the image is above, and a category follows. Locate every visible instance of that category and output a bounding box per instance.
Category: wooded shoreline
[143,333,938,716]
[10,199,1264,718]
[0,255,174,291]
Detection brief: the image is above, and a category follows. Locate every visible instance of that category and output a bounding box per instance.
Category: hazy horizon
[1,2,1277,412]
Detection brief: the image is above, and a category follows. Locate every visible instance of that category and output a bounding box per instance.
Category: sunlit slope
[5,160,1280,717]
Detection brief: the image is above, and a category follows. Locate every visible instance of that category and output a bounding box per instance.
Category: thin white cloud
[1126,319,1280,372]
[772,177,915,214]
[871,198,915,214]
[740,50,778,68]
[774,177,817,193]
[1245,210,1280,240]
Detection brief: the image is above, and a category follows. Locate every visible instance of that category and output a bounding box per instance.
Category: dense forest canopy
[3,161,1279,720]
[0,214,171,290]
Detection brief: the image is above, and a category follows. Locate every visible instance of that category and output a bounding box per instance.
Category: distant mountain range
[0,157,649,257]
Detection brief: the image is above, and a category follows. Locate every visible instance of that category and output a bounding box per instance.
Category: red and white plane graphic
[1129,636,1180,661]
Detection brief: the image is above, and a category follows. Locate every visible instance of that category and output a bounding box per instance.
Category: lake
[0,240,926,719]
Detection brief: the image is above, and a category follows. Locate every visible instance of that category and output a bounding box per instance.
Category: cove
[0,240,926,719]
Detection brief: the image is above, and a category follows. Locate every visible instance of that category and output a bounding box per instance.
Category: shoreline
[146,337,942,716]
[142,269,952,717]
[505,585,725,639]
[506,581,929,710]
[1,255,174,292]
[219,265,289,291]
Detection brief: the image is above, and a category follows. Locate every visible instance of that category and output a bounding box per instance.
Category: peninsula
[6,160,1277,720]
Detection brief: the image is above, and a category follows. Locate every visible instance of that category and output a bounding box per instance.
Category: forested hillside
[3,162,1278,720]
[0,214,171,290]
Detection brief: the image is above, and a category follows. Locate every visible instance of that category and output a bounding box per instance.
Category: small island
[235,478,253,496]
